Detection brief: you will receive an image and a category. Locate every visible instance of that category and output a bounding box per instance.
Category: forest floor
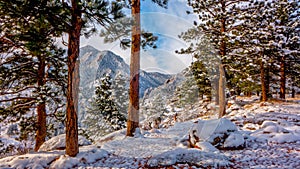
[0,96,299,169]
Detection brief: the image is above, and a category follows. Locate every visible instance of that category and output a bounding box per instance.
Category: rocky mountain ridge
[78,45,172,123]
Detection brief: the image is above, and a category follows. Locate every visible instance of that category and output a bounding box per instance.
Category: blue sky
[80,0,197,74]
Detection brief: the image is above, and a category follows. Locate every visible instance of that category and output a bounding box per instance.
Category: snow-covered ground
[0,96,299,168]
[223,97,300,168]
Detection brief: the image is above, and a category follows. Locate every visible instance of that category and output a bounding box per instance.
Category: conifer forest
[0,0,299,168]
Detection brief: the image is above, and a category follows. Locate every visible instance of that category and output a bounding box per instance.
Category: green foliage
[100,0,169,50]
[18,116,36,141]
[0,0,67,144]
[141,93,168,119]
[111,73,129,117]
[99,17,159,50]
[174,69,200,108]
[84,75,126,140]
[191,61,212,99]
[179,0,300,96]
[242,0,300,95]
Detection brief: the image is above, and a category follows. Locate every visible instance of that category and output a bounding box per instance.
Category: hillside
[1,96,299,168]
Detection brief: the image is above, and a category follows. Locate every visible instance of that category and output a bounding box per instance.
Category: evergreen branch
[0,86,36,96]
[0,97,36,103]
[0,35,28,54]
[11,101,37,110]
[48,104,65,121]
[204,7,216,18]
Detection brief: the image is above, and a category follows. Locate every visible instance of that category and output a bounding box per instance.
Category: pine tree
[144,93,168,118]
[126,0,141,136]
[64,0,125,156]
[84,75,126,140]
[0,0,67,151]
[178,0,254,116]
[1,0,126,156]
[123,0,169,136]
[191,61,212,100]
[243,0,300,101]
[99,0,169,136]
[175,75,199,109]
[274,0,300,99]
[111,73,129,117]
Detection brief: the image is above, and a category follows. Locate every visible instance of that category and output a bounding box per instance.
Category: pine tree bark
[219,64,226,118]
[66,0,82,157]
[127,0,140,136]
[73,60,80,114]
[35,56,47,151]
[215,79,220,105]
[266,64,271,99]
[260,59,268,102]
[279,57,286,99]
[217,0,226,116]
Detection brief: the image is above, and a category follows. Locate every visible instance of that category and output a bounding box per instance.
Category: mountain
[79,45,171,96]
[78,45,172,122]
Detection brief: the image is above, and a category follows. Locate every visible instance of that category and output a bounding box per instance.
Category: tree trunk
[127,0,140,136]
[266,64,271,99]
[219,64,226,118]
[35,56,47,151]
[215,80,220,105]
[217,0,226,116]
[66,0,81,157]
[73,60,80,114]
[265,65,271,99]
[260,60,267,102]
[279,57,285,99]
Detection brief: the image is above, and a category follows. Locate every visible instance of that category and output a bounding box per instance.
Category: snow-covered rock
[195,141,219,152]
[38,134,91,152]
[49,146,110,168]
[0,151,63,169]
[189,118,245,149]
[224,133,245,149]
[261,120,278,128]
[0,136,24,158]
[251,119,300,144]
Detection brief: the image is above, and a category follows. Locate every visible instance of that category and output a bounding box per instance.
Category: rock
[261,121,277,128]
[38,134,91,152]
[195,142,219,152]
[189,118,245,149]
[263,125,279,133]
[224,133,245,149]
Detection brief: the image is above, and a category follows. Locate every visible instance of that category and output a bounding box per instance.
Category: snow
[189,118,245,149]
[224,133,245,148]
[0,151,64,169]
[147,148,230,168]
[223,96,300,168]
[50,146,109,169]
[38,134,91,152]
[0,96,299,168]
[195,141,220,152]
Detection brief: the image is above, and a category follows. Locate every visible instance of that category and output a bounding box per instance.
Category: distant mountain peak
[81,45,98,51]
[79,46,172,98]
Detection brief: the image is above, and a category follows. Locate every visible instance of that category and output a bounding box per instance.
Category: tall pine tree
[178,0,254,116]
[63,0,125,156]
[0,0,67,151]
